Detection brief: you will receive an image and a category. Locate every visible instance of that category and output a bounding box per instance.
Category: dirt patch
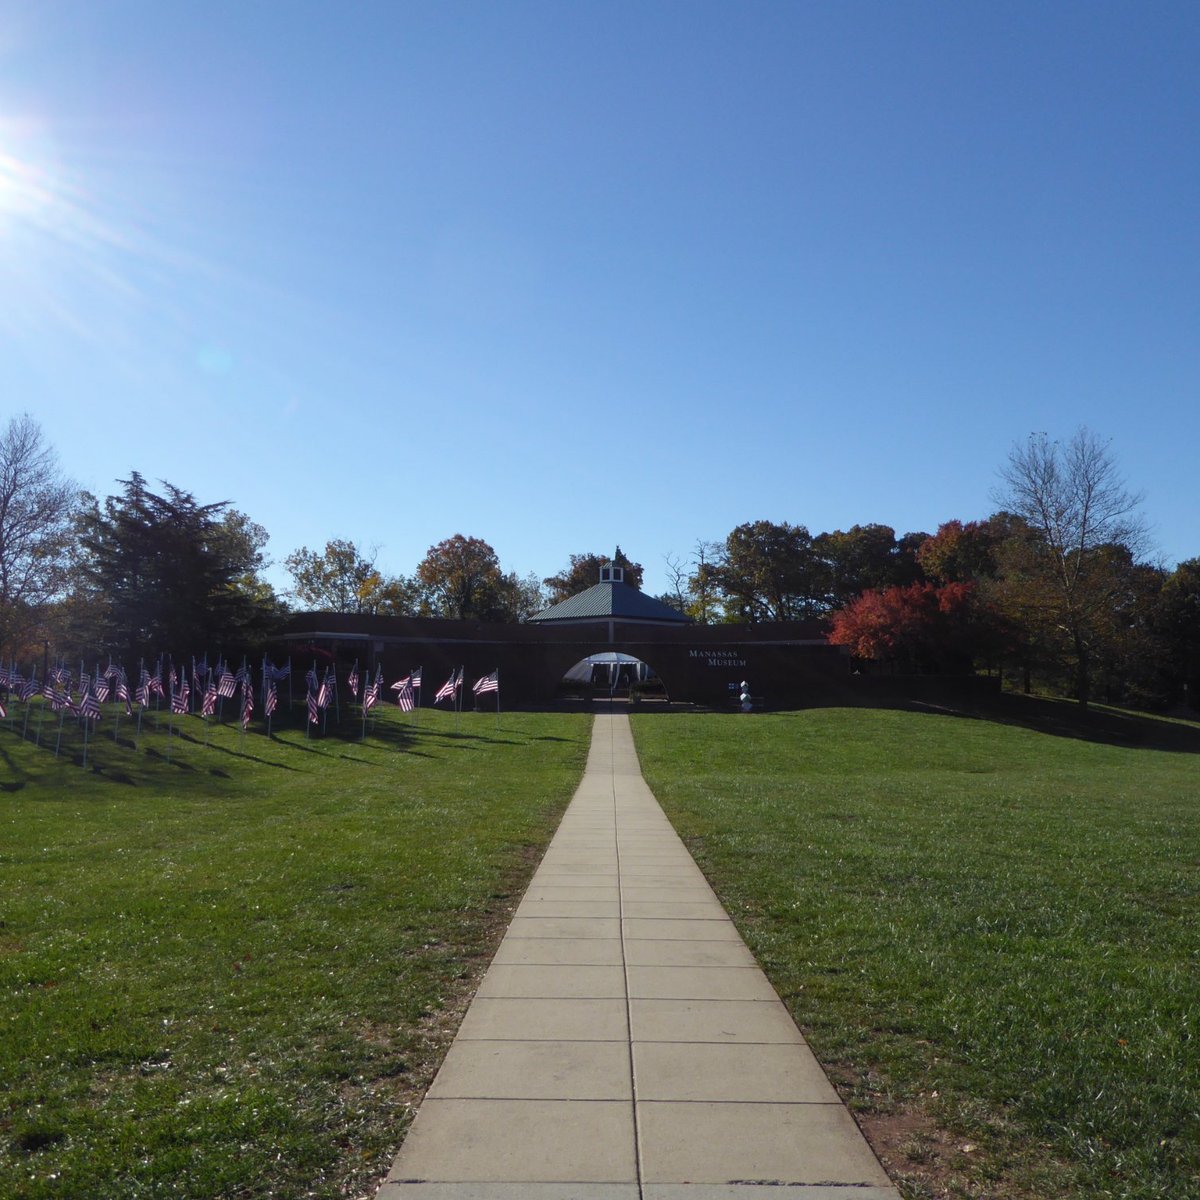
[855,1102,973,1199]
[823,1062,1071,1200]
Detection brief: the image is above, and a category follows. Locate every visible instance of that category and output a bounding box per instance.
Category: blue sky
[3,0,1197,599]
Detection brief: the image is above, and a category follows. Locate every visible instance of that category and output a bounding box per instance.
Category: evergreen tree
[69,474,282,663]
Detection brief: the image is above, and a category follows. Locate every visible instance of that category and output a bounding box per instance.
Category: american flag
[264,679,277,717]
[0,697,6,719]
[305,666,318,690]
[114,671,131,710]
[193,656,208,687]
[316,678,331,709]
[93,668,110,703]
[171,680,190,715]
[394,680,415,712]
[0,665,9,687]
[434,668,460,704]
[411,667,422,690]
[20,677,39,701]
[168,666,178,693]
[363,670,381,713]
[79,671,91,693]
[241,684,254,729]
[80,688,102,721]
[270,660,291,680]
[201,683,218,717]
[217,672,237,698]
[347,664,359,699]
[307,689,319,725]
[148,663,165,697]
[135,669,150,707]
[47,685,69,711]
[390,675,410,691]
[473,670,499,695]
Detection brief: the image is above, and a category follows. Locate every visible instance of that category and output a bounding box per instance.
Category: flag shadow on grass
[0,742,27,788]
[417,729,523,747]
[166,727,303,772]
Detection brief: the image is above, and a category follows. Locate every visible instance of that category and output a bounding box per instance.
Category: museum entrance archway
[560,651,669,703]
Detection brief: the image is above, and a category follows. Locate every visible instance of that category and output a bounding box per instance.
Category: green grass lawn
[0,702,590,1200]
[631,702,1200,1200]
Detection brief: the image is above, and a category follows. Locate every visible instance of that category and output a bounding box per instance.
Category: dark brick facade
[279,612,850,707]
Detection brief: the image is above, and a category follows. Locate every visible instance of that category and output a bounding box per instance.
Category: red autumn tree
[828,580,1005,673]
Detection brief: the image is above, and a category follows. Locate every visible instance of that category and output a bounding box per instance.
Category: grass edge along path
[1,705,591,1200]
[630,702,1200,1200]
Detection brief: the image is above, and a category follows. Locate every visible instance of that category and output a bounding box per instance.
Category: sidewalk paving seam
[613,709,648,1200]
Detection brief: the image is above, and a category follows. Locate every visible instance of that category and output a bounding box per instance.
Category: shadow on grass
[415,725,524,746]
[917,692,1200,755]
[775,683,1200,755]
[626,680,1200,754]
[167,727,302,772]
[0,740,27,787]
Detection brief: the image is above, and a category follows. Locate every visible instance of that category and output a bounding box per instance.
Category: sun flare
[0,144,53,235]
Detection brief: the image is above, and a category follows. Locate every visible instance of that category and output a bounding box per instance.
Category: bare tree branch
[994,427,1149,706]
[0,414,78,657]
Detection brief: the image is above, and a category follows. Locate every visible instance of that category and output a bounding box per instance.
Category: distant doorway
[561,652,668,702]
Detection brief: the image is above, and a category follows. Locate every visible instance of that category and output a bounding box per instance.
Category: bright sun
[0,147,43,232]
[0,118,66,241]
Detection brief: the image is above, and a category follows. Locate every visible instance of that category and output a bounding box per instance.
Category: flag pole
[35,680,48,747]
[265,666,274,740]
[23,668,36,740]
[166,676,174,763]
[136,659,145,746]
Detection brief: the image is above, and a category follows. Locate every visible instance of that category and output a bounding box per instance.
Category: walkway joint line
[612,713,647,1200]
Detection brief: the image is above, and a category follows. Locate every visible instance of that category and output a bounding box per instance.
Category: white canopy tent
[562,651,655,687]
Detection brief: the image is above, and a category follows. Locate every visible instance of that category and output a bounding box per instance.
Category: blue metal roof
[528,581,690,624]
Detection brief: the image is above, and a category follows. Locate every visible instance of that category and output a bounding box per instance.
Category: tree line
[2,415,1196,711]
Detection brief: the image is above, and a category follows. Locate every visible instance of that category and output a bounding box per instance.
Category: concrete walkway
[378,712,900,1200]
